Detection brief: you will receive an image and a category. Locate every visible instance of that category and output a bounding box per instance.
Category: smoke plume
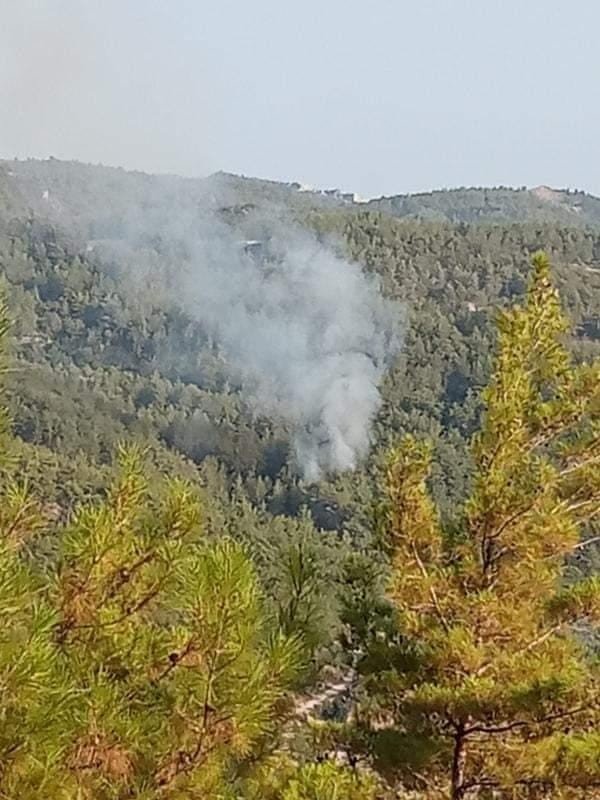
[174,224,403,479]
[10,161,404,478]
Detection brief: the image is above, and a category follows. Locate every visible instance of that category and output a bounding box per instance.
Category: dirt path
[293,671,355,720]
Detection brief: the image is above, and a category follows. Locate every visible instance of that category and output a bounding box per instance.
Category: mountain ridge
[3,158,600,229]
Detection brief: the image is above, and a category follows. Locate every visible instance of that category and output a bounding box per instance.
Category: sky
[0,0,598,198]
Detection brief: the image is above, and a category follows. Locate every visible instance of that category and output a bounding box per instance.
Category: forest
[0,159,598,798]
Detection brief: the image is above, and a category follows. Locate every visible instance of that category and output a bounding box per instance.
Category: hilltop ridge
[3,158,600,230]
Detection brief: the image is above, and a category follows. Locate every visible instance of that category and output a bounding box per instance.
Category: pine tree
[0,295,75,797]
[242,758,381,800]
[370,253,600,798]
[49,447,304,799]
[0,282,380,799]
[0,292,306,796]
[0,444,305,799]
[279,761,379,800]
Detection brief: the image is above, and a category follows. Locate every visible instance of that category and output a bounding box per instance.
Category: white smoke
[9,160,404,478]
[173,223,403,479]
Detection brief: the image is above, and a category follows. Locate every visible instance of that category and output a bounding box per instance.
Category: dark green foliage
[365,185,600,226]
[360,256,600,799]
[2,159,600,676]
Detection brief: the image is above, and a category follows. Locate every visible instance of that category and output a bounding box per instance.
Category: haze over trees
[0,159,598,798]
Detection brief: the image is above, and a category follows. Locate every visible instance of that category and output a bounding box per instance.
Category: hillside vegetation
[0,160,598,797]
[365,184,600,225]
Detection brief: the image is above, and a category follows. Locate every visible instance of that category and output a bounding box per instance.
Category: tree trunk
[451,725,467,800]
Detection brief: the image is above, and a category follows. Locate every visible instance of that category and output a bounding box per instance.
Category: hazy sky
[1,0,598,197]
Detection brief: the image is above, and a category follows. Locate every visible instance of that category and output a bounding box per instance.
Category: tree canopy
[361,253,600,798]
[0,160,599,798]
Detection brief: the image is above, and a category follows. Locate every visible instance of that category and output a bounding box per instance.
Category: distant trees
[366,254,600,798]
[2,159,600,797]
[0,303,382,799]
[0,282,307,797]
[4,198,600,529]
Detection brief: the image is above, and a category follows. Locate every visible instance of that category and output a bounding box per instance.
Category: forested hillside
[0,160,599,797]
[2,161,599,510]
[365,184,600,225]
[1,160,600,612]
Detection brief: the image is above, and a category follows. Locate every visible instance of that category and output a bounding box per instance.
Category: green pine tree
[367,253,600,798]
[0,277,382,799]
[0,294,307,797]
[0,294,75,797]
[51,448,306,799]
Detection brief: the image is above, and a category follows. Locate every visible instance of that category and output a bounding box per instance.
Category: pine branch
[154,636,196,682]
[466,702,594,735]
[410,541,450,632]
